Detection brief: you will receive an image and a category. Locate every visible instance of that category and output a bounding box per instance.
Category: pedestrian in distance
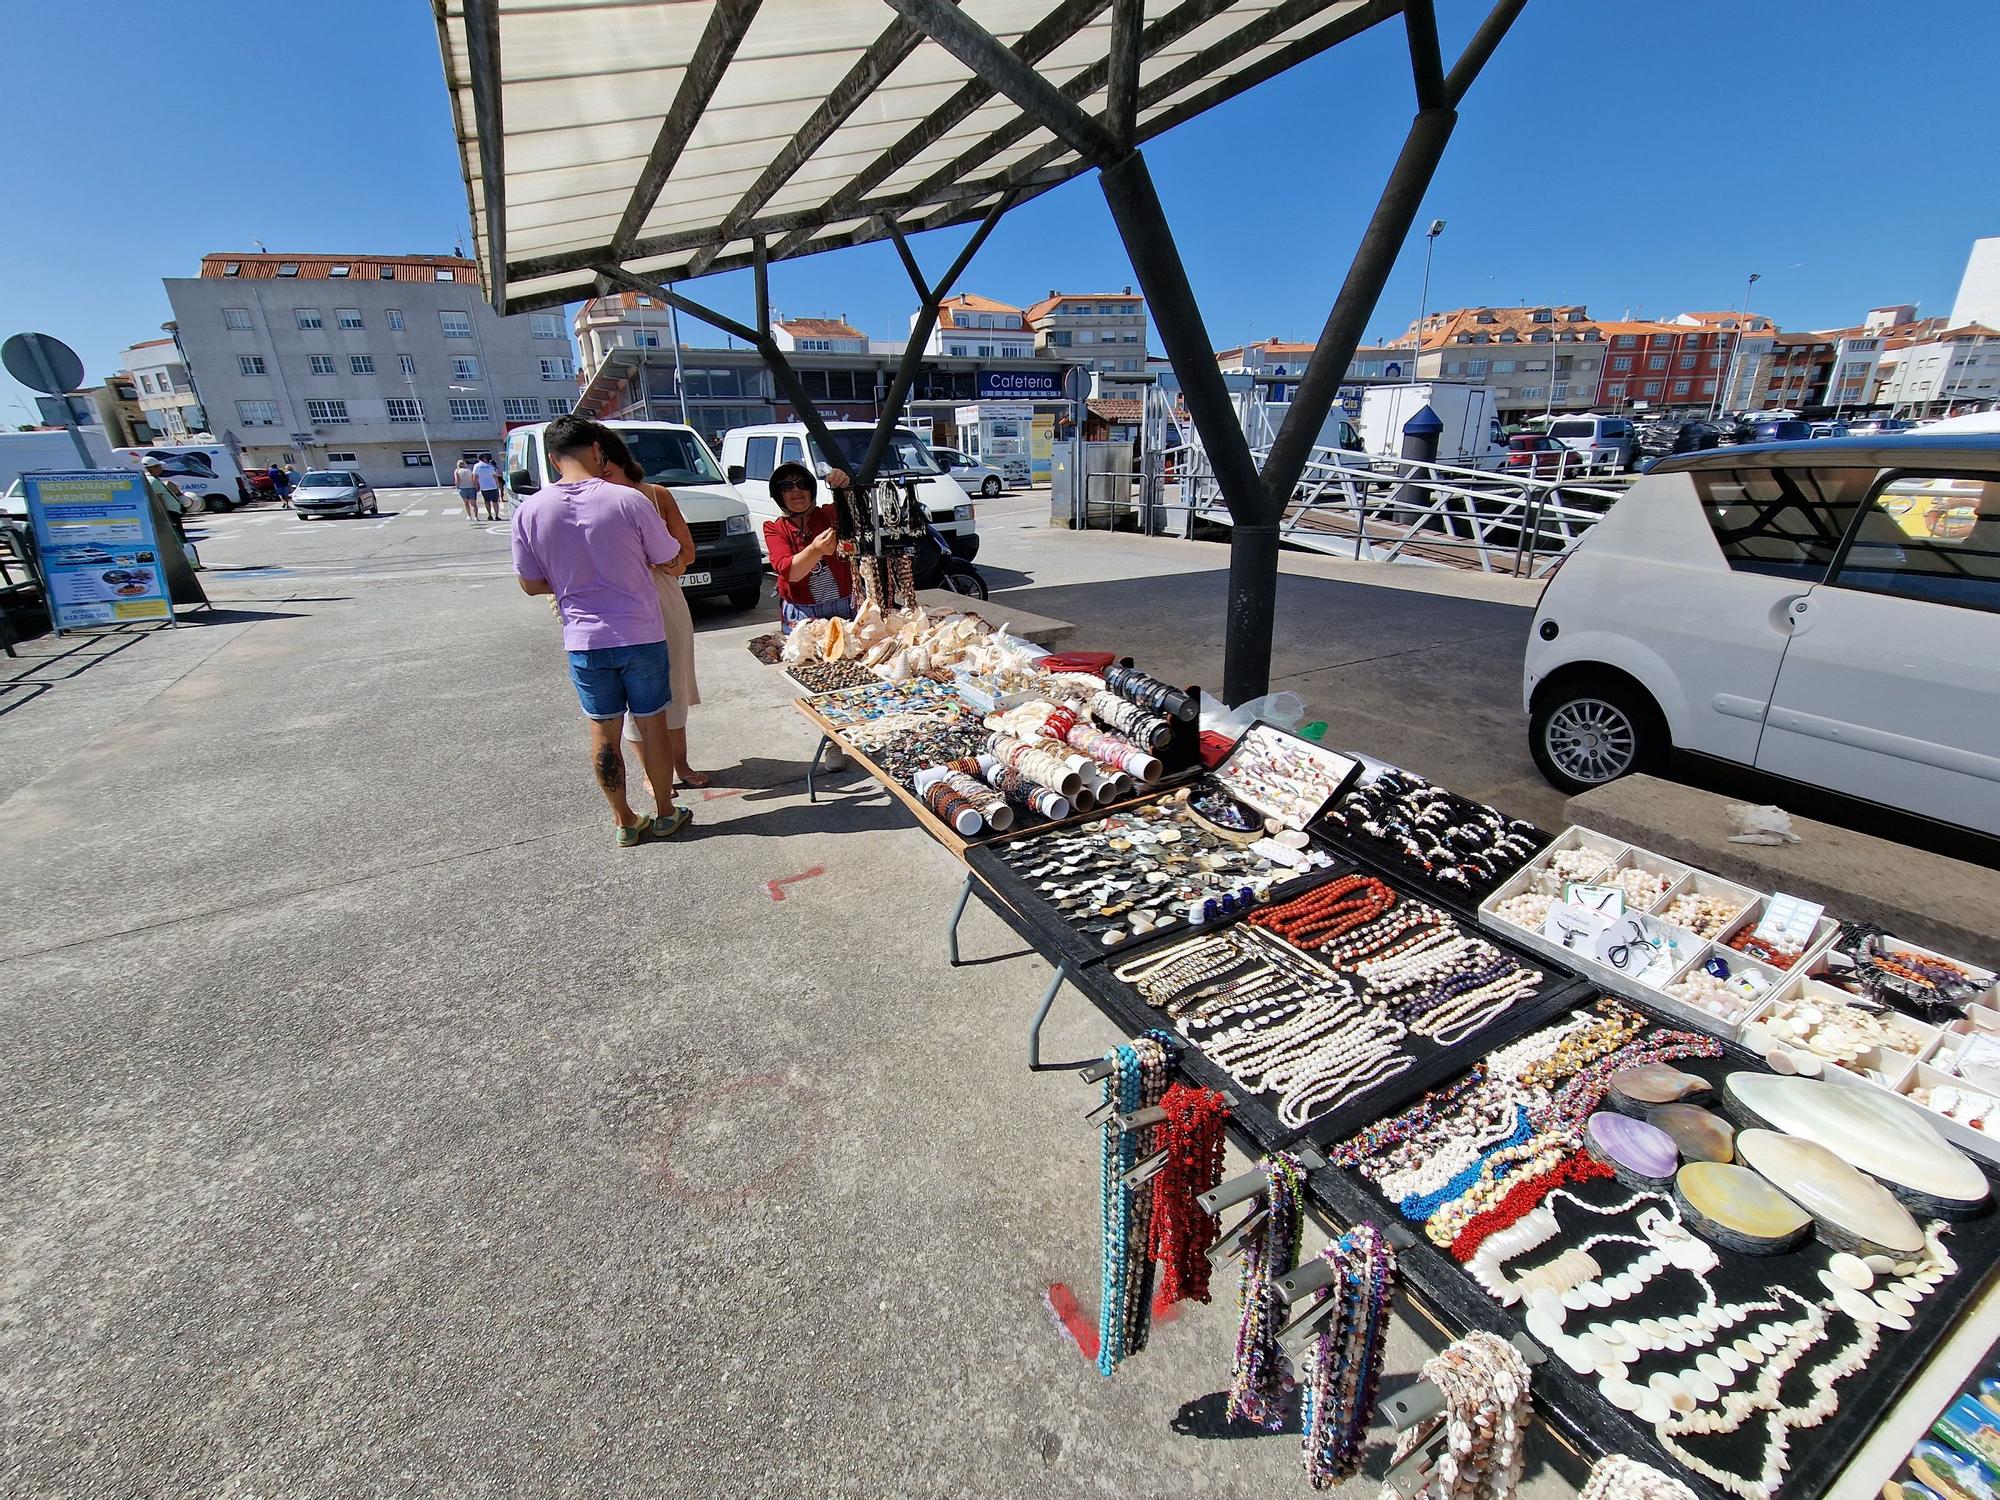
[453,457,479,521]
[267,462,291,508]
[511,415,692,847]
[474,452,502,521]
[284,460,301,498]
[597,430,710,796]
[141,459,188,540]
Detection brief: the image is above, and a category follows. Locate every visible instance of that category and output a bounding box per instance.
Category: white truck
[0,427,116,506]
[1357,383,1507,471]
[110,443,249,511]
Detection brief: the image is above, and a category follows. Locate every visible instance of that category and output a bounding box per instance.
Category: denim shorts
[567,641,671,721]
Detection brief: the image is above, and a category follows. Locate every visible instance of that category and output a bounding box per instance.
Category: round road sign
[3,332,87,396]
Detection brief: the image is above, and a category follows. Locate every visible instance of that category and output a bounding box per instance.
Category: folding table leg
[805,734,831,804]
[1027,965,1100,1073]
[944,873,973,965]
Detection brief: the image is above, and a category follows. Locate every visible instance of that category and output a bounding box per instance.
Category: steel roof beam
[884,0,1123,168]
[462,0,507,310]
[684,10,932,278]
[1105,0,1144,149]
[609,0,763,262]
[767,0,1112,261]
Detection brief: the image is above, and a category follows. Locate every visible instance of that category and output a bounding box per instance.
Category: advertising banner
[977,368,1062,400]
[23,469,174,629]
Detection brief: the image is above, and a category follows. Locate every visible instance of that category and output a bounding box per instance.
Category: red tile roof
[199,252,478,283]
[937,293,1024,331]
[1024,291,1143,322]
[778,316,864,340]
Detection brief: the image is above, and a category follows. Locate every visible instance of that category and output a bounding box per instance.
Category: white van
[111,444,248,511]
[716,421,980,560]
[1523,435,2000,838]
[504,420,763,611]
[1541,415,1638,473]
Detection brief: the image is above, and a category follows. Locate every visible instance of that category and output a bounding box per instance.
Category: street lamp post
[1411,219,1445,382]
[1709,271,1760,421]
[405,374,439,479]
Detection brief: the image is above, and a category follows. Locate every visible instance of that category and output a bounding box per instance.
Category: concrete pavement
[0,488,1576,1499]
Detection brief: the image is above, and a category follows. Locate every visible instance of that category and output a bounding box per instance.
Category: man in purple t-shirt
[512,415,691,845]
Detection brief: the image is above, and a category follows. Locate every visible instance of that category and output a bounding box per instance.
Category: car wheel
[981,476,1002,497]
[727,583,762,610]
[368,498,379,515]
[1530,677,1663,794]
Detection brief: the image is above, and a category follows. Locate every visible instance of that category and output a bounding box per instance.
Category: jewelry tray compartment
[1896,1058,2000,1168]
[1079,880,1595,1151]
[1825,932,2000,1011]
[1304,998,2000,1500]
[1648,870,1761,942]
[1521,824,1631,894]
[965,807,1358,972]
[1309,772,1555,921]
[1738,978,1939,1095]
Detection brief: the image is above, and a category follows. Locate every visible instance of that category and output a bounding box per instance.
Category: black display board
[965,795,1346,969]
[1305,1001,2000,1500]
[1065,884,1595,1149]
[1312,794,1554,923]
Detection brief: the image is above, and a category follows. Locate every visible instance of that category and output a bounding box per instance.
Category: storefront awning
[434,0,1397,314]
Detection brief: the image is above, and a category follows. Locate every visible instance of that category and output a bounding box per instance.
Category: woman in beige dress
[600,433,709,793]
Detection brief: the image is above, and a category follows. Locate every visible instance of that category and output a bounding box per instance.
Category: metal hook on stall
[1378,1332,1548,1434]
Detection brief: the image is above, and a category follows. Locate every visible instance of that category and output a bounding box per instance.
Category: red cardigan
[764,505,854,606]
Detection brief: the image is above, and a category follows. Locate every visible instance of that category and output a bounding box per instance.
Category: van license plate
[678,571,711,588]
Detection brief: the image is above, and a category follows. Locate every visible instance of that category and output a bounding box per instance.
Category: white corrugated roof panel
[436,0,1397,310]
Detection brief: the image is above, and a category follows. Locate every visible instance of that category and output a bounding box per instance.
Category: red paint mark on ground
[656,1072,825,1205]
[701,786,743,801]
[1045,1282,1100,1362]
[1151,1286,1185,1326]
[766,865,825,901]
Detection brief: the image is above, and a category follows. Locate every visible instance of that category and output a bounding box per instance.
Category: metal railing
[1158,444,1634,577]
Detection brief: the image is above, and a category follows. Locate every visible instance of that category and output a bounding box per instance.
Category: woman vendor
[764,461,856,633]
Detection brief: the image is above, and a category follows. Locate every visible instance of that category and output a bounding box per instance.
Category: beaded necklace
[1379,1331,1531,1500]
[1149,1083,1229,1307]
[1537,1032,1723,1135]
[1226,1153,1306,1428]
[1299,1223,1398,1489]
[1095,1034,1169,1375]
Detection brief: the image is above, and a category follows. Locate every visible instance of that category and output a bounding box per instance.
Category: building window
[440,311,472,338]
[1645,354,1667,370]
[546,396,572,415]
[1604,383,1627,399]
[1678,354,1697,370]
[350,355,375,375]
[310,355,336,375]
[1491,360,1516,374]
[239,355,266,376]
[399,354,416,376]
[448,397,489,420]
[1701,380,1716,395]
[325,452,359,463]
[539,357,573,381]
[1615,335,1636,348]
[329,264,349,278]
[158,371,174,392]
[277,263,299,277]
[1553,382,1569,401]
[379,265,396,280]
[452,356,481,380]
[222,261,242,276]
[137,373,154,393]
[337,309,364,330]
[387,309,405,331]
[224,307,253,330]
[402,451,434,469]
[1671,380,1691,395]
[435,268,454,281]
[634,331,661,348]
[798,338,831,352]
[235,400,281,425]
[1643,381,1663,397]
[386,398,424,423]
[1519,386,1544,400]
[305,399,350,424]
[503,398,539,420]
[531,313,563,340]
[294,309,323,330]
[634,295,654,307]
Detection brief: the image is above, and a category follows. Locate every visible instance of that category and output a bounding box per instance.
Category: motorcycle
[911,516,988,599]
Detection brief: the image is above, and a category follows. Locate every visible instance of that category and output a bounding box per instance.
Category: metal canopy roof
[435,0,1398,314]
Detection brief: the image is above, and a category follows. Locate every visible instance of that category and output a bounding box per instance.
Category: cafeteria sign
[22,469,174,630]
[977,368,1062,399]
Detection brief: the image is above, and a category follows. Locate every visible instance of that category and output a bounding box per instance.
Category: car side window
[743,436,775,482]
[1693,466,1874,582]
[1831,473,2000,615]
[781,438,806,469]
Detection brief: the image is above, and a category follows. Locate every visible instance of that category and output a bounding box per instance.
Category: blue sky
[3,0,1995,420]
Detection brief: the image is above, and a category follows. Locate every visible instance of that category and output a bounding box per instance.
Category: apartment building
[167,252,576,485]
[770,314,868,355]
[85,372,151,446]
[1758,332,1837,411]
[573,290,686,381]
[1023,289,1147,396]
[1401,305,1610,417]
[120,337,205,440]
[1590,320,1736,414]
[920,294,1035,359]
[1875,324,2000,415]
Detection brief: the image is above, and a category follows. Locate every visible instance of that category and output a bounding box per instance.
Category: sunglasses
[778,479,812,493]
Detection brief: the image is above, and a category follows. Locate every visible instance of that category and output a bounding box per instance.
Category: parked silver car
[293,470,379,518]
